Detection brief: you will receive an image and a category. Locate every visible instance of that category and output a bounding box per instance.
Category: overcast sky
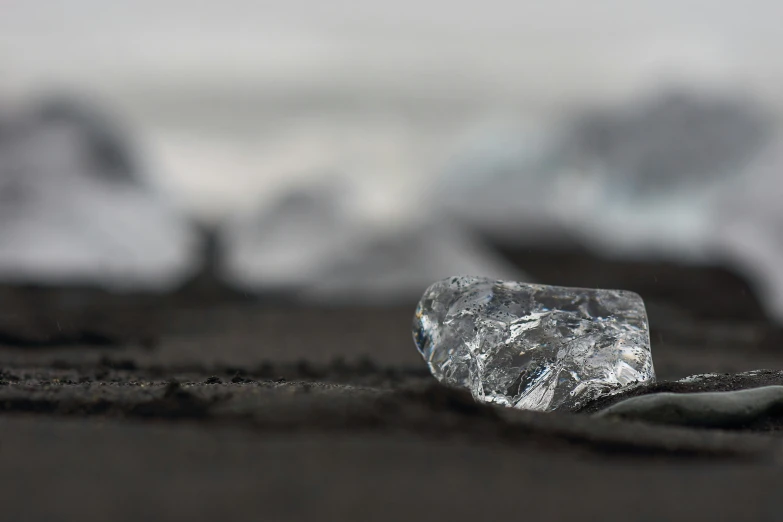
[3,0,782,97]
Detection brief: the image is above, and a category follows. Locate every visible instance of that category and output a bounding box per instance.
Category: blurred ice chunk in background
[222,181,521,303]
[0,97,199,290]
[2,0,783,319]
[221,180,362,295]
[562,90,770,260]
[440,89,771,260]
[713,141,783,321]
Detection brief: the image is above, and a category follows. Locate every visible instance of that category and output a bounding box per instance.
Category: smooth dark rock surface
[596,383,783,428]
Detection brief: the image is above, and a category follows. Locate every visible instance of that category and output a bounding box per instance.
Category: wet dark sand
[3,265,783,521]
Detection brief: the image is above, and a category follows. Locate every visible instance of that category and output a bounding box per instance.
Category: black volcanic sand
[3,281,783,521]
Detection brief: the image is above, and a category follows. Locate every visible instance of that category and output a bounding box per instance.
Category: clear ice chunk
[413,276,654,412]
